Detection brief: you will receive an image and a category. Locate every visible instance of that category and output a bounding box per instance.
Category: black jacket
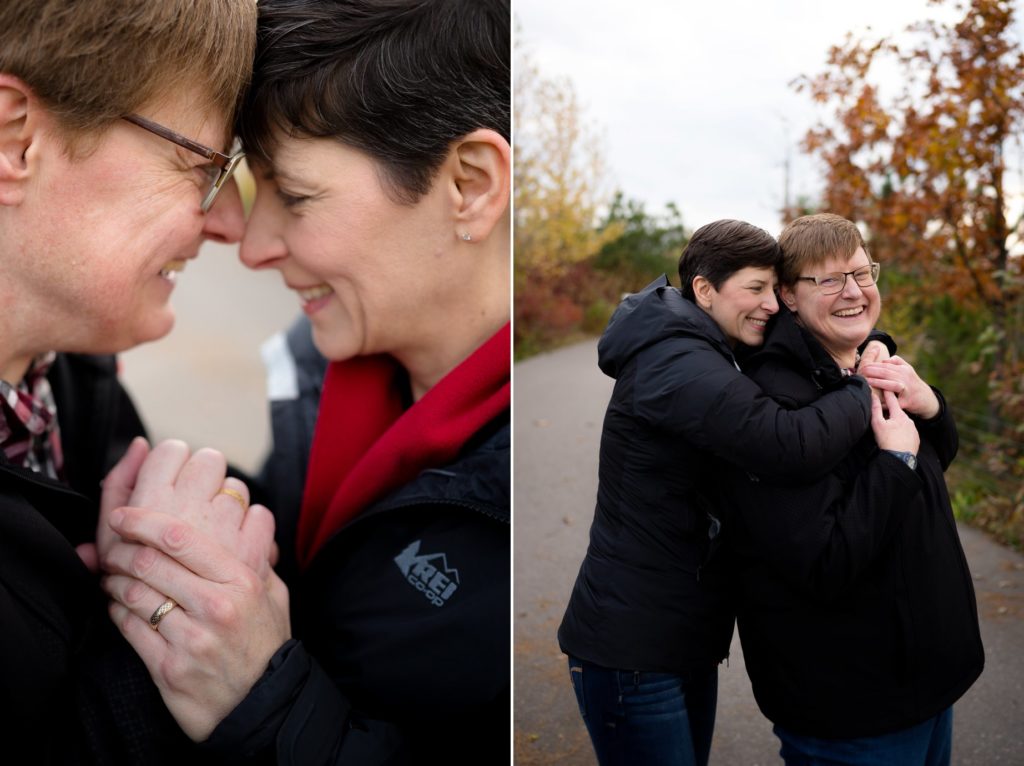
[204,317,510,765]
[0,353,198,764]
[720,308,984,738]
[557,277,874,673]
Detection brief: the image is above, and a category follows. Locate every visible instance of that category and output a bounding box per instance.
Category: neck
[0,353,33,386]
[828,347,859,372]
[397,236,509,401]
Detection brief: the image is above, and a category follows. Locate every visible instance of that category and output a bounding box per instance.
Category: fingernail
[110,508,125,527]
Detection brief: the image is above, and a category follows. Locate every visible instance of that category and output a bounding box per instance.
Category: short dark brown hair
[0,1,256,151]
[239,0,510,204]
[777,213,869,286]
[677,219,781,301]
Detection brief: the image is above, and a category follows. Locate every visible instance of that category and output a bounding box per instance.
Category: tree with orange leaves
[795,0,1023,544]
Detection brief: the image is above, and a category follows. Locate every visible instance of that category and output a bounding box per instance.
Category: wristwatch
[883,449,918,470]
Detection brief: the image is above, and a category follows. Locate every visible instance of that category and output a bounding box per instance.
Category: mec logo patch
[394,540,461,607]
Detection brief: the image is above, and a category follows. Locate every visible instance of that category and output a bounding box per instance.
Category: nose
[239,189,287,271]
[202,178,245,244]
[763,289,779,315]
[841,273,866,298]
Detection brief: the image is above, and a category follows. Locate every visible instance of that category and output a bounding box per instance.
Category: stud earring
[460,232,472,242]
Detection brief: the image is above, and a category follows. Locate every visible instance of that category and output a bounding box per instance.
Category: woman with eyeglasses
[95,1,510,763]
[716,213,983,765]
[0,0,262,760]
[557,218,892,766]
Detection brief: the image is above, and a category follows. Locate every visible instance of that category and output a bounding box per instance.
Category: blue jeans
[567,656,718,766]
[774,707,953,766]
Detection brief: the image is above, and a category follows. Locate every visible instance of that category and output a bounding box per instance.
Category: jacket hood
[597,275,734,379]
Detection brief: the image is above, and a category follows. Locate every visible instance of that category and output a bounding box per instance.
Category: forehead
[137,88,233,152]
[815,247,870,273]
[727,265,777,283]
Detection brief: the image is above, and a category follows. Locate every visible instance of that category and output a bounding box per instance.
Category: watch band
[883,449,918,470]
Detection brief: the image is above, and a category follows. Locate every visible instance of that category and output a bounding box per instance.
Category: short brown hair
[677,219,780,301]
[0,1,256,150]
[777,213,869,286]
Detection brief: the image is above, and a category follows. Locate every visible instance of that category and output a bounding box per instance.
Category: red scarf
[297,323,510,568]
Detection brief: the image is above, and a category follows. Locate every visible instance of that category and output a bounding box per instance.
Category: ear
[0,75,45,207]
[692,275,715,310]
[779,283,798,311]
[448,128,510,242]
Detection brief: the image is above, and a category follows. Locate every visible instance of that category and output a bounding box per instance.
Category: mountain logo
[394,540,461,607]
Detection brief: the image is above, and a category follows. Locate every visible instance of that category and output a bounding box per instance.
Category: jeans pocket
[568,659,587,720]
[621,671,686,718]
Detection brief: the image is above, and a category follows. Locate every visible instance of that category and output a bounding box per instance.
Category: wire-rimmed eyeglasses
[123,114,244,213]
[796,262,881,295]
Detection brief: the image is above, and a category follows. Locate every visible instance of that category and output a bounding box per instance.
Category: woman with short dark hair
[98,1,511,763]
[558,219,878,766]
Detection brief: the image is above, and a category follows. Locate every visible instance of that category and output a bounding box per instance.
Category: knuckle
[159,654,190,692]
[124,578,150,607]
[130,545,159,577]
[204,592,239,626]
[193,447,227,472]
[156,439,189,458]
[161,521,193,551]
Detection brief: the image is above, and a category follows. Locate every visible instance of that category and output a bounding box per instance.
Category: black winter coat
[719,308,984,738]
[557,277,874,673]
[203,317,510,765]
[0,353,200,764]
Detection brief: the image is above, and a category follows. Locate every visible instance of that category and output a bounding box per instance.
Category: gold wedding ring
[217,487,248,512]
[149,598,178,631]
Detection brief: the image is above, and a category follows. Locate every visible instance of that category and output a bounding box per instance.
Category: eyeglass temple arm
[123,114,232,169]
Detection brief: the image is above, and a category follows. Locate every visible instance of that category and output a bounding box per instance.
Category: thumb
[100,437,150,516]
[97,438,150,562]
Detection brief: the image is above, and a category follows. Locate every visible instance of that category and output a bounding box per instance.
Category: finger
[101,437,151,516]
[863,377,903,393]
[870,390,885,425]
[883,388,904,416]
[101,537,209,613]
[131,440,191,505]
[109,507,250,585]
[103,573,187,642]
[176,448,230,504]
[212,476,251,527]
[859,364,900,381]
[76,542,100,574]
[238,504,276,578]
[98,437,151,560]
[108,600,172,677]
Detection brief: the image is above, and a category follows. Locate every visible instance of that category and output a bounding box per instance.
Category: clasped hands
[89,437,291,742]
[858,341,934,455]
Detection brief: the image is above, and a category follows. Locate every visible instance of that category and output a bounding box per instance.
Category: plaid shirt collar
[0,352,64,479]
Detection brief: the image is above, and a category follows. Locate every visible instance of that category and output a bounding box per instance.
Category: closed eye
[276,189,310,208]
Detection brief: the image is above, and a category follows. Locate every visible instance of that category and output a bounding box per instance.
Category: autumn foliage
[793,0,1024,545]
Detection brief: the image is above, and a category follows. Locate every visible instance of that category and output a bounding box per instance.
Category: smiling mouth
[297,284,334,305]
[159,259,186,281]
[833,307,865,318]
[748,317,768,329]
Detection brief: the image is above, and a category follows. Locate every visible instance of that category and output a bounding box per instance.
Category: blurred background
[119,170,300,475]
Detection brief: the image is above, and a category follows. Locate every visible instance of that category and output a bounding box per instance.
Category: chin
[311,327,358,362]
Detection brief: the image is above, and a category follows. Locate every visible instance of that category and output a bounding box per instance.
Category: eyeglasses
[123,114,244,213]
[796,262,881,295]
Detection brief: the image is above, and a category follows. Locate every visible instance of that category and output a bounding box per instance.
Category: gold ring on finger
[149,598,178,631]
[217,487,248,512]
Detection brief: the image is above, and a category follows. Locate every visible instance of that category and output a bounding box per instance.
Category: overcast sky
[515,0,1024,239]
